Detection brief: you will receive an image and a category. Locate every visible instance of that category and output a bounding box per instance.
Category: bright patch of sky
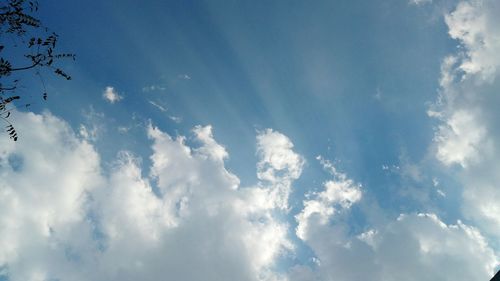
[1,0,500,280]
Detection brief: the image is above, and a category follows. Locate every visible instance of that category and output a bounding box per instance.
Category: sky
[1,0,500,280]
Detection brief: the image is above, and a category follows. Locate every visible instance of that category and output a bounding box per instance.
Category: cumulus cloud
[434,109,490,167]
[295,161,362,240]
[0,112,300,281]
[6,2,500,280]
[1,111,498,281]
[293,212,498,281]
[445,0,500,81]
[429,0,500,240]
[0,112,102,281]
[102,86,123,104]
[293,159,498,281]
[256,129,305,210]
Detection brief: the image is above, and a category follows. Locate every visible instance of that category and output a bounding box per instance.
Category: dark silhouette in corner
[491,270,500,281]
[1,0,74,141]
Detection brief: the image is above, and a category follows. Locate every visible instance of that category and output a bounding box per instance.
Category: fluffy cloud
[429,0,500,241]
[434,109,490,167]
[102,86,123,104]
[294,212,498,281]
[296,156,362,240]
[5,2,500,280]
[1,111,497,281]
[293,160,498,281]
[0,112,102,281]
[445,0,500,81]
[256,129,305,210]
[0,112,300,281]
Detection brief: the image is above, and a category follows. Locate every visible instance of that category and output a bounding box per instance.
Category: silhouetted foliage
[0,0,74,140]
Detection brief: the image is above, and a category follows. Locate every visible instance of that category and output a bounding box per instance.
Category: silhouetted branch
[0,0,74,141]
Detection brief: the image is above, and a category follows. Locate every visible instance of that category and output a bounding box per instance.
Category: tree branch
[9,58,42,71]
[0,85,16,91]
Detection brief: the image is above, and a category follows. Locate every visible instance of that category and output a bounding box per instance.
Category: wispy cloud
[177,73,191,80]
[169,115,182,123]
[142,84,167,93]
[409,0,432,5]
[148,100,168,112]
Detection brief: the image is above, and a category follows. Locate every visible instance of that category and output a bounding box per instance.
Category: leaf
[54,68,71,80]
[0,58,13,76]
[5,125,18,141]
[3,96,20,104]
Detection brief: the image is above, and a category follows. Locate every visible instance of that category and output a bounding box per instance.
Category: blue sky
[1,0,500,280]
[41,0,449,203]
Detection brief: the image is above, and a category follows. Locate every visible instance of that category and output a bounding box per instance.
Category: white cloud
[437,189,446,197]
[192,125,229,162]
[293,213,498,280]
[434,109,490,167]
[0,111,102,281]
[445,0,500,81]
[102,86,123,104]
[1,111,498,281]
[142,85,167,93]
[148,100,168,112]
[6,2,500,280]
[409,0,432,6]
[295,172,362,240]
[462,175,500,237]
[294,160,497,280]
[429,0,500,241]
[94,124,297,281]
[178,74,191,80]
[117,126,130,134]
[169,115,182,123]
[76,106,107,142]
[256,129,305,210]
[79,124,96,140]
[0,112,299,281]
